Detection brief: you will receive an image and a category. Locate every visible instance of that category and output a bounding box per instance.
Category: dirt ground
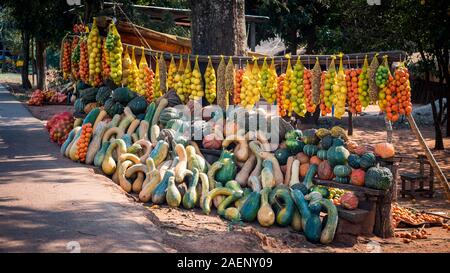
[2,79,449,253]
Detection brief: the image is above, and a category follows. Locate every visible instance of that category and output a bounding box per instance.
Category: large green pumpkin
[303,144,318,157]
[274,148,290,165]
[348,154,361,169]
[333,165,352,178]
[327,146,350,167]
[127,96,148,115]
[365,165,393,190]
[359,152,376,170]
[302,129,319,145]
[319,135,334,150]
[317,149,328,160]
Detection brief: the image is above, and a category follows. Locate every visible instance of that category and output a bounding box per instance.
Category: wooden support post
[348,112,353,136]
[250,22,256,52]
[406,114,450,201]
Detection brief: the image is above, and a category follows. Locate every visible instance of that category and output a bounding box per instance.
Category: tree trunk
[190,0,246,56]
[35,40,47,90]
[286,30,298,55]
[84,0,104,23]
[21,31,32,89]
[428,75,444,150]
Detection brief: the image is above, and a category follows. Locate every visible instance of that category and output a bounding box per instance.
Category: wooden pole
[406,114,450,201]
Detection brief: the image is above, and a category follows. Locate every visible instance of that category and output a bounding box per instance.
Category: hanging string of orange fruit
[346,66,362,114]
[70,36,80,80]
[277,73,287,117]
[79,36,89,84]
[233,68,244,105]
[304,66,315,113]
[283,56,293,115]
[62,37,72,80]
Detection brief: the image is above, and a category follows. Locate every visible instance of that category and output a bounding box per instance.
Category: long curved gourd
[284,156,295,186]
[131,133,139,143]
[127,143,142,155]
[199,172,209,210]
[150,124,160,145]
[94,141,110,167]
[133,139,152,163]
[289,159,301,187]
[151,98,168,127]
[189,141,211,169]
[217,192,242,222]
[125,163,148,193]
[249,176,262,193]
[239,191,261,222]
[222,131,249,162]
[118,107,136,132]
[149,140,169,167]
[291,189,322,243]
[261,159,275,189]
[256,130,272,152]
[207,161,223,191]
[118,160,135,192]
[260,151,284,186]
[186,145,207,173]
[86,121,108,165]
[152,169,174,204]
[102,139,127,175]
[138,120,150,140]
[319,199,338,244]
[82,108,101,125]
[108,114,122,129]
[235,153,256,187]
[92,109,107,131]
[249,141,263,180]
[158,160,173,178]
[139,170,161,202]
[257,188,275,227]
[102,127,125,143]
[126,119,140,136]
[182,168,199,209]
[291,209,303,231]
[61,127,80,156]
[68,128,83,161]
[269,186,294,226]
[174,144,188,183]
[166,176,182,208]
[303,164,318,190]
[202,187,234,215]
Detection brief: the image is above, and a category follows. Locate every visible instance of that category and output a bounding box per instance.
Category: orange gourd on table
[350,169,365,186]
[300,163,310,177]
[374,143,395,159]
[309,156,322,165]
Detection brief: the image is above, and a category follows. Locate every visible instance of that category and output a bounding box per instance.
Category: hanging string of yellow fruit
[311,57,321,106]
[283,56,293,115]
[233,68,244,105]
[128,47,139,92]
[122,46,131,86]
[377,55,391,111]
[180,56,192,103]
[88,18,102,86]
[277,73,287,117]
[159,55,167,95]
[333,54,348,119]
[260,57,277,104]
[101,38,111,80]
[70,36,80,80]
[167,55,176,90]
[358,55,370,108]
[240,58,260,109]
[105,23,123,85]
[304,68,315,113]
[79,36,89,84]
[205,56,216,104]
[153,54,162,99]
[189,56,203,101]
[174,56,185,101]
[290,57,306,116]
[137,47,148,96]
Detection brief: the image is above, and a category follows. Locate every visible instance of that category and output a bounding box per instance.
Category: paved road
[0,84,171,252]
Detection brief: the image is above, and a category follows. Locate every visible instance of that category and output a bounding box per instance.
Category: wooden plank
[337,207,370,223]
[406,114,450,201]
[313,179,384,196]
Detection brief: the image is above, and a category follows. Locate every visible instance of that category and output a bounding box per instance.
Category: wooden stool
[400,154,434,199]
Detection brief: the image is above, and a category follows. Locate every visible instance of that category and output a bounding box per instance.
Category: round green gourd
[303,144,319,157]
[365,165,393,190]
[319,135,333,150]
[348,154,361,169]
[317,149,327,160]
[333,165,352,178]
[334,176,350,184]
[332,137,345,147]
[327,145,350,167]
[359,152,377,170]
[274,148,290,165]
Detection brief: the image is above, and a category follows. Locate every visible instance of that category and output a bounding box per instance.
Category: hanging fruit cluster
[77,123,93,163]
[290,57,306,116]
[320,57,336,116]
[311,58,321,106]
[205,56,216,103]
[79,37,89,84]
[282,58,293,115]
[233,68,244,105]
[87,18,102,86]
[346,69,362,114]
[167,56,176,90]
[333,55,348,119]
[304,68,315,113]
[277,73,287,117]
[145,67,155,103]
[358,56,370,108]
[136,48,149,96]
[101,38,111,79]
[71,36,80,80]
[368,54,380,103]
[128,47,139,92]
[376,55,390,89]
[62,38,72,80]
[224,57,234,108]
[216,56,228,109]
[384,65,412,122]
[174,57,185,101]
[122,47,132,86]
[240,59,260,109]
[377,56,392,111]
[152,54,162,99]
[105,23,123,85]
[260,58,277,104]
[189,56,203,101]
[159,55,167,95]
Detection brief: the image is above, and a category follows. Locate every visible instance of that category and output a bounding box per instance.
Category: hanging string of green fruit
[376,55,390,111]
[320,56,336,116]
[368,54,380,103]
[105,23,122,85]
[260,57,277,104]
[290,57,306,116]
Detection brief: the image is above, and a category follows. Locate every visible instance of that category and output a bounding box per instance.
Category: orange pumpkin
[350,169,365,186]
[317,160,333,180]
[296,152,310,164]
[374,143,395,159]
[346,140,359,154]
[309,156,322,165]
[354,145,367,156]
[300,163,310,177]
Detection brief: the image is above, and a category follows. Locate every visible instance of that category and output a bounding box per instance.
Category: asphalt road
[0,84,171,252]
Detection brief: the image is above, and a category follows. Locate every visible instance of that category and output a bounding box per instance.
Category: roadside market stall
[44,16,450,245]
